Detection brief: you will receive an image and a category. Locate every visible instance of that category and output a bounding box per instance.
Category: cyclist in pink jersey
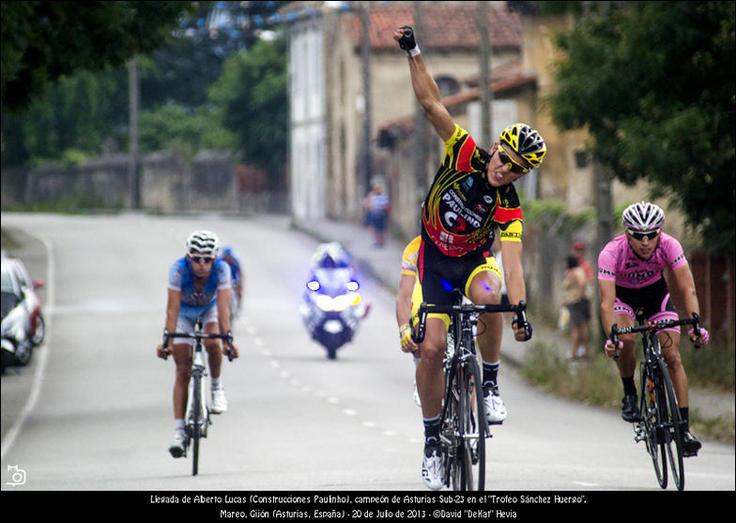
[598,202,710,456]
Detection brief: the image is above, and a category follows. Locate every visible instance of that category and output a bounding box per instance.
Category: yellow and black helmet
[499,123,547,168]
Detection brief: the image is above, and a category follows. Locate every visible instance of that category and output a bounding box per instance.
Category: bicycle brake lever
[610,325,621,360]
[691,313,702,350]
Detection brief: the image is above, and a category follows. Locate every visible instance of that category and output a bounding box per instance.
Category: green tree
[209,35,287,190]
[1,66,128,167]
[138,103,236,155]
[548,1,735,255]
[1,1,193,112]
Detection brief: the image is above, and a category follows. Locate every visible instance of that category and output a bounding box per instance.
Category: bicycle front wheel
[659,360,685,491]
[458,357,486,491]
[640,363,667,489]
[191,375,202,476]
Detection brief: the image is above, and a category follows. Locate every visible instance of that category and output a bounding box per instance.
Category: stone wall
[1,150,260,213]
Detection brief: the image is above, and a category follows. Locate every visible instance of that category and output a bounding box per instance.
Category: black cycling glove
[398,26,419,55]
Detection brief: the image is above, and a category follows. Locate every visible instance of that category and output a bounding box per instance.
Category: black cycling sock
[482,361,500,393]
[622,376,637,396]
[423,415,441,447]
[680,407,689,429]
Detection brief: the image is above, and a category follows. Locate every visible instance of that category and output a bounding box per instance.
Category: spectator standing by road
[363,179,391,247]
[563,255,591,360]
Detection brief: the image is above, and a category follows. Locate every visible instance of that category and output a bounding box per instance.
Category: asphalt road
[1,213,734,491]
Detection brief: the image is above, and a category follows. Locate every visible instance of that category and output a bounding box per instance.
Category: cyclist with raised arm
[156,231,240,458]
[393,26,545,489]
[598,202,709,457]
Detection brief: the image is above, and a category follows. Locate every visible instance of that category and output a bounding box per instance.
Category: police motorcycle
[299,243,367,360]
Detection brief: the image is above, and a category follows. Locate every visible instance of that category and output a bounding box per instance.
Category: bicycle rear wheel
[640,364,667,489]
[458,356,485,491]
[659,360,685,491]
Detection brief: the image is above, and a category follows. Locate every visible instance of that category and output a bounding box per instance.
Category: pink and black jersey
[597,233,687,288]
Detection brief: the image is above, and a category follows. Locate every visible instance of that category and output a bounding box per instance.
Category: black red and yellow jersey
[421,125,523,257]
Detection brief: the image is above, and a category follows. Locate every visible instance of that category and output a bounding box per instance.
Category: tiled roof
[351,3,522,51]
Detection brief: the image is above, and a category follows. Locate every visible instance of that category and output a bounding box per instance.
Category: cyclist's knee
[175,364,192,381]
[620,334,636,350]
[418,340,445,365]
[663,348,683,370]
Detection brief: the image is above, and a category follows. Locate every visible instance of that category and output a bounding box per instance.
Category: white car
[1,256,45,370]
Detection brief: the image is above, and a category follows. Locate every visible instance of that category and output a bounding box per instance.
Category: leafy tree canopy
[549,1,735,255]
[209,35,287,189]
[1,1,193,112]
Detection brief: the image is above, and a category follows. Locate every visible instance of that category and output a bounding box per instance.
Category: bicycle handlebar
[609,313,702,359]
[411,300,529,345]
[162,329,235,360]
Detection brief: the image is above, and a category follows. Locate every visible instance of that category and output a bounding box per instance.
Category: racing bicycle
[610,310,702,491]
[412,290,530,491]
[163,319,233,476]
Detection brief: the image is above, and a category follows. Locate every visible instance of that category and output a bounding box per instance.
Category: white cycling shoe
[421,445,444,490]
[211,387,228,414]
[168,430,188,458]
[484,388,507,424]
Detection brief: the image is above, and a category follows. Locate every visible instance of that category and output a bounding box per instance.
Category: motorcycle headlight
[346,281,359,292]
[1,338,15,353]
[306,280,320,291]
[314,294,334,312]
[332,294,352,312]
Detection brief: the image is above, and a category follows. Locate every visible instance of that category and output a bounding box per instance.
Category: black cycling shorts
[417,234,491,307]
[615,277,678,330]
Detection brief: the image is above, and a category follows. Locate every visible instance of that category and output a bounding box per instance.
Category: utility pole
[127,58,141,209]
[360,1,373,197]
[478,1,492,147]
[413,1,427,212]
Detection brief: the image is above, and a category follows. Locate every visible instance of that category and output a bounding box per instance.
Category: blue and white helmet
[186,230,220,257]
[622,202,665,232]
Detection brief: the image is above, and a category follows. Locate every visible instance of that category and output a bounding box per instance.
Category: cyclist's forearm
[165,305,179,333]
[673,268,701,318]
[408,55,441,110]
[600,305,616,337]
[505,271,526,306]
[218,298,232,335]
[396,298,412,328]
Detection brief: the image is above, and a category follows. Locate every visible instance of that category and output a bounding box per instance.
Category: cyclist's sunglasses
[497,145,530,175]
[190,255,215,264]
[628,229,660,241]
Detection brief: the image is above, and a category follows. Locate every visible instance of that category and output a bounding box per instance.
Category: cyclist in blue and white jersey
[220,246,244,318]
[156,230,240,458]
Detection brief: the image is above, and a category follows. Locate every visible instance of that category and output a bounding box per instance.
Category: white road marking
[343,409,358,417]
